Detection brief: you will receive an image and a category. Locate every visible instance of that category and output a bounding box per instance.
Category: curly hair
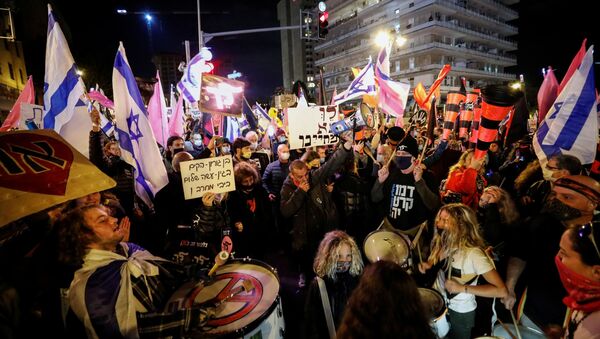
[55,205,102,267]
[448,149,474,175]
[336,261,436,339]
[313,230,363,280]
[483,186,520,224]
[234,161,260,186]
[428,203,486,265]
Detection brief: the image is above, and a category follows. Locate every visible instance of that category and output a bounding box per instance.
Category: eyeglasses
[577,222,600,261]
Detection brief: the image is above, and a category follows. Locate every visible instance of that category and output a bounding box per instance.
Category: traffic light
[318,11,329,39]
[300,10,317,41]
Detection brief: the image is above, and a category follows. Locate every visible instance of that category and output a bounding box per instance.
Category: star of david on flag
[333,59,376,105]
[113,42,168,208]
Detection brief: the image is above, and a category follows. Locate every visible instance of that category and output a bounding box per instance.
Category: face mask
[376,155,385,163]
[242,150,252,159]
[280,152,290,161]
[393,156,413,170]
[221,146,230,154]
[240,183,254,193]
[172,147,184,156]
[554,255,600,313]
[320,158,326,164]
[336,261,351,273]
[418,144,424,152]
[193,140,203,147]
[543,198,582,221]
[250,142,258,151]
[542,167,557,182]
[278,136,287,143]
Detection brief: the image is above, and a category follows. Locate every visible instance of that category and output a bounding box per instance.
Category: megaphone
[330,102,375,135]
[474,84,523,159]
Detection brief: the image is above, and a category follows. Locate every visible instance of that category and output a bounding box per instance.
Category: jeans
[448,309,475,339]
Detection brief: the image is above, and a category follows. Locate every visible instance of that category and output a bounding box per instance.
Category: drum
[418,288,450,338]
[166,258,284,338]
[490,324,545,339]
[363,229,411,268]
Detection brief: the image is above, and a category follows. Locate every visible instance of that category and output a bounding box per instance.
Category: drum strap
[317,277,336,339]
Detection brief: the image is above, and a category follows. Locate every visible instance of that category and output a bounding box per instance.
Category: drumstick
[416,136,429,164]
[208,251,229,277]
[363,145,378,165]
[215,280,255,307]
[497,318,517,339]
[509,310,523,339]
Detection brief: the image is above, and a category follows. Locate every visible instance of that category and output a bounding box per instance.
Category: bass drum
[418,288,449,338]
[166,258,284,338]
[363,229,411,268]
[490,324,545,339]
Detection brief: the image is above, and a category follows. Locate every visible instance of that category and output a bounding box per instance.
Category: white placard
[287,105,340,150]
[20,103,44,130]
[180,156,235,200]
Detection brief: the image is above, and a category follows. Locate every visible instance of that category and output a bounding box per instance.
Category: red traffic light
[319,11,328,23]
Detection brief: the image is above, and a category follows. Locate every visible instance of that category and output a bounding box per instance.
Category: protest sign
[287,105,340,150]
[180,155,235,199]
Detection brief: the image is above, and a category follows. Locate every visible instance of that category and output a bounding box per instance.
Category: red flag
[537,66,559,125]
[414,65,451,111]
[414,82,428,110]
[0,76,35,131]
[423,64,451,104]
[558,39,587,94]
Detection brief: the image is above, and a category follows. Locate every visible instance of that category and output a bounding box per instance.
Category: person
[186,132,205,159]
[419,203,507,339]
[245,130,271,174]
[56,205,214,338]
[304,231,364,339]
[504,175,600,334]
[556,222,600,338]
[336,260,436,339]
[280,131,354,286]
[231,137,254,167]
[163,136,185,174]
[441,149,487,209]
[301,149,323,170]
[262,144,291,245]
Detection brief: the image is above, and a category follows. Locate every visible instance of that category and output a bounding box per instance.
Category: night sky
[12,0,600,104]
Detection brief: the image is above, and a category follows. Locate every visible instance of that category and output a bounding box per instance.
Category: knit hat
[387,126,419,158]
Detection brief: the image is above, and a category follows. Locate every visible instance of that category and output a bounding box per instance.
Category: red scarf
[555,255,600,313]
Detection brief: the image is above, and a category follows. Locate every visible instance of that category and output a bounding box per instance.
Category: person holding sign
[280,130,355,288]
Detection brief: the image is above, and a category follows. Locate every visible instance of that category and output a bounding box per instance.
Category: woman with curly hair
[419,203,507,339]
[337,260,436,339]
[304,230,363,339]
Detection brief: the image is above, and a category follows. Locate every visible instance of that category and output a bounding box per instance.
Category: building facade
[295,0,518,103]
[0,39,27,114]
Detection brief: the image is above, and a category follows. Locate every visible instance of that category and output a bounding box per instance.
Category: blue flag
[113,42,168,208]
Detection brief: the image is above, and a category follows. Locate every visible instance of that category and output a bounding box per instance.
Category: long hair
[448,149,474,175]
[483,186,520,224]
[428,203,486,265]
[336,261,436,339]
[55,205,102,267]
[514,159,541,193]
[313,230,363,280]
[234,161,260,186]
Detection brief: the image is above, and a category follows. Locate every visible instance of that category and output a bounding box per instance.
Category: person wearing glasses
[556,222,600,338]
[504,175,600,335]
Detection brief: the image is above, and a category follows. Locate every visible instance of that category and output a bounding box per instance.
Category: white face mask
[542,167,557,182]
[376,154,385,163]
[280,152,290,161]
[193,140,202,147]
[250,142,258,150]
[221,146,230,154]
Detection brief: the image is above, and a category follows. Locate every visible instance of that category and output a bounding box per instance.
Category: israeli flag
[113,42,168,208]
[533,46,598,166]
[334,59,376,105]
[177,47,213,103]
[43,4,90,156]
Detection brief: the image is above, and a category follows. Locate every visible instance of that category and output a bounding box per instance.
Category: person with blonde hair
[419,203,507,339]
[304,230,364,339]
[441,149,487,209]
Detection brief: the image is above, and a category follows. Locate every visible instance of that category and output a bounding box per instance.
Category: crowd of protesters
[1,97,600,339]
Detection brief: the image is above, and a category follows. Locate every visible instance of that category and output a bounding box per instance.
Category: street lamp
[375,31,390,47]
[76,70,84,77]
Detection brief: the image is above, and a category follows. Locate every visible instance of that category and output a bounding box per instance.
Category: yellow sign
[0,130,116,227]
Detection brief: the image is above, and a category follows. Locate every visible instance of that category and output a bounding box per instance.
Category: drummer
[371,126,441,260]
[55,204,215,338]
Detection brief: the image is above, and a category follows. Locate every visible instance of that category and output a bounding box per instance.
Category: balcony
[395,41,516,65]
[409,20,517,50]
[435,0,518,35]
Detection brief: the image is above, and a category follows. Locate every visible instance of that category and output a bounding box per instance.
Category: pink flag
[88,90,114,109]
[377,75,410,126]
[558,39,587,94]
[147,71,169,146]
[1,76,35,131]
[168,95,184,138]
[537,66,559,125]
[330,87,337,106]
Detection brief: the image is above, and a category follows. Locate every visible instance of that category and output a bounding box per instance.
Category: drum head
[418,288,446,319]
[363,230,410,265]
[170,259,280,337]
[492,324,545,339]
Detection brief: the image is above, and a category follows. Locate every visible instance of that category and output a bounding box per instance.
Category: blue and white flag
[223,116,241,142]
[113,42,168,208]
[177,47,213,103]
[43,4,90,156]
[334,59,376,105]
[297,87,308,107]
[533,46,598,166]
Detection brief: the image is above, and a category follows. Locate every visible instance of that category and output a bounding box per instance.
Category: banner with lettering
[287,105,340,150]
[180,155,236,199]
[199,74,244,116]
[0,130,116,227]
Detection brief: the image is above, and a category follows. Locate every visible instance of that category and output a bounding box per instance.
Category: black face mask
[393,156,413,170]
[542,198,582,221]
[172,147,184,156]
[240,184,254,192]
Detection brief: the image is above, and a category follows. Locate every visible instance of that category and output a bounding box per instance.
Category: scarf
[555,255,600,313]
